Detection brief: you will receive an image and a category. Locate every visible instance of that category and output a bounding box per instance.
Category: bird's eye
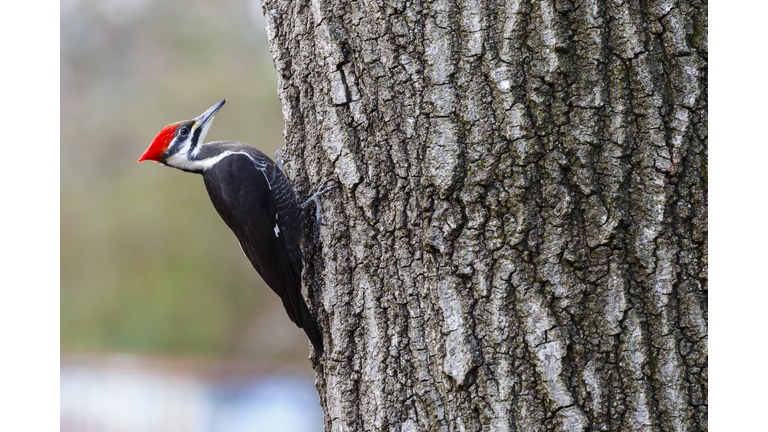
[179,127,189,136]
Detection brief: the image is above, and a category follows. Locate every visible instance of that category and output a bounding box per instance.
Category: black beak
[195,99,226,127]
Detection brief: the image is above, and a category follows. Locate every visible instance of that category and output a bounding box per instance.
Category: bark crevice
[261,0,707,430]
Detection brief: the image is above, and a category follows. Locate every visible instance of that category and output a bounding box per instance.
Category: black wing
[202,152,323,355]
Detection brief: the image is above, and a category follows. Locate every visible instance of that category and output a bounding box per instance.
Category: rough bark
[260,0,707,430]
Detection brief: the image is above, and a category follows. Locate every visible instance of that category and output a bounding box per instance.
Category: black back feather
[201,144,323,356]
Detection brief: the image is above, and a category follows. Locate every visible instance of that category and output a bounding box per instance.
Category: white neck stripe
[166,151,272,190]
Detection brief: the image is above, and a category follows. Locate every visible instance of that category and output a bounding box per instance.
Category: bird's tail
[298,299,324,357]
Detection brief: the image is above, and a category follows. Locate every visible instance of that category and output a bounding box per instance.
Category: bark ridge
[260,0,707,430]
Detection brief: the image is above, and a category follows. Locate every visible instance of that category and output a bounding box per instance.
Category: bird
[137,99,333,356]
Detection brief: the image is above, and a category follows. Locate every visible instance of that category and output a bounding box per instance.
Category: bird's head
[138,99,226,167]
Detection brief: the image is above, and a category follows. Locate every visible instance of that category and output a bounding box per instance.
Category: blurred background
[61,0,322,429]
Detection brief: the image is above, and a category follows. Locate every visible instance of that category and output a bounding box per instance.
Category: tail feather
[297,299,324,356]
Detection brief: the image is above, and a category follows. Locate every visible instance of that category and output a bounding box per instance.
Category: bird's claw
[275,148,285,172]
[301,179,339,226]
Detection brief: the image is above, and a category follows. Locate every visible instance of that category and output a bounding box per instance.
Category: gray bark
[260,0,707,430]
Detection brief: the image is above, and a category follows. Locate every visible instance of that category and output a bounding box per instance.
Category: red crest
[138,123,180,162]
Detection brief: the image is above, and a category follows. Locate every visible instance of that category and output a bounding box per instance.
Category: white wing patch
[274,223,280,237]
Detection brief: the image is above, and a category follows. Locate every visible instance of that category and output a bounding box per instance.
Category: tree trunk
[260,0,707,430]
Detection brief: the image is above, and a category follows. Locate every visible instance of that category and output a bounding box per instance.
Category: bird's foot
[301,179,338,226]
[275,148,285,172]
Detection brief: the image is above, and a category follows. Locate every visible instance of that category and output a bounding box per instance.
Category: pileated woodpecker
[138,99,331,356]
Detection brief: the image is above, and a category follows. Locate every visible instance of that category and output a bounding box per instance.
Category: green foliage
[61,0,306,362]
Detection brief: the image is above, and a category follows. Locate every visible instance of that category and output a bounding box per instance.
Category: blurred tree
[61,0,313,364]
[261,0,707,430]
